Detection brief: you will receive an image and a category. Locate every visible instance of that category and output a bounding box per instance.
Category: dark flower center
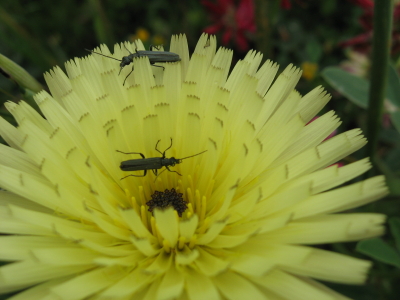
[147,188,188,217]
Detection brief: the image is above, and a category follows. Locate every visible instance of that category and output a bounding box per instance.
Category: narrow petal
[6,277,74,300]
[280,248,371,284]
[288,176,388,219]
[250,269,350,300]
[99,268,154,298]
[32,248,99,265]
[157,264,184,300]
[194,247,229,276]
[213,271,267,300]
[50,266,125,300]
[185,268,220,300]
[263,213,386,244]
[0,236,78,261]
[0,260,92,292]
[154,207,179,248]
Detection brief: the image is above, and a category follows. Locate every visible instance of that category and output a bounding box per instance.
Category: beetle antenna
[85,49,121,62]
[179,150,208,160]
[123,44,133,54]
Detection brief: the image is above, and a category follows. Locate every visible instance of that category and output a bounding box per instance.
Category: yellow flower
[301,61,318,81]
[0,34,388,299]
[136,27,150,42]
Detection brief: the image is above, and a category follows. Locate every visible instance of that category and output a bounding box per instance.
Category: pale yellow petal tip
[347,213,387,241]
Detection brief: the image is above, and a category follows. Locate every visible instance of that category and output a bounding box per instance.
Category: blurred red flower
[202,0,293,51]
[202,0,256,51]
[281,0,292,9]
[340,0,400,54]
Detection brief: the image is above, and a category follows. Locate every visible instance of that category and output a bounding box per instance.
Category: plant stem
[254,0,280,60]
[366,1,393,165]
[89,0,115,47]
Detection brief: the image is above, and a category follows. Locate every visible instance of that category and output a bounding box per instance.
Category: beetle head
[169,157,181,165]
[120,56,132,67]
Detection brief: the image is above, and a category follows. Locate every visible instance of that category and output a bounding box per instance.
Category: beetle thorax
[162,157,180,166]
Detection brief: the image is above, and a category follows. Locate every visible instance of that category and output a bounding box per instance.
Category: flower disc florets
[147,188,187,216]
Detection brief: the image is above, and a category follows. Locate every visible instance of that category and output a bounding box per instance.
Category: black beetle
[86,44,181,85]
[117,138,207,180]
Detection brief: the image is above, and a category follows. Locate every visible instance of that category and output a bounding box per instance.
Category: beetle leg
[151,64,165,71]
[123,66,134,85]
[149,45,163,51]
[133,42,139,54]
[120,169,147,180]
[160,138,173,158]
[165,166,181,176]
[116,150,145,159]
[155,139,164,156]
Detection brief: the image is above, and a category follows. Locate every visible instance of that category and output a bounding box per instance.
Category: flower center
[146,188,187,217]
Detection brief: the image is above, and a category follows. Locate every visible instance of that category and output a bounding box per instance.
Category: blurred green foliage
[0,0,361,97]
[0,0,400,299]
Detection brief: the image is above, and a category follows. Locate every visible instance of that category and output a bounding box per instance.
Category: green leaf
[384,147,400,173]
[324,282,378,300]
[305,37,322,63]
[380,127,400,144]
[89,0,115,46]
[385,175,400,196]
[375,156,400,196]
[322,65,400,111]
[357,238,400,268]
[0,52,42,93]
[385,61,400,137]
[387,63,400,107]
[321,67,369,108]
[389,217,400,251]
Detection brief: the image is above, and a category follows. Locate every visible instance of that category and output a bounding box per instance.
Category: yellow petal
[0,236,74,261]
[0,260,91,292]
[185,268,220,300]
[50,266,125,300]
[213,271,267,300]
[280,247,371,284]
[32,248,99,265]
[263,213,386,244]
[157,264,184,300]
[250,269,350,300]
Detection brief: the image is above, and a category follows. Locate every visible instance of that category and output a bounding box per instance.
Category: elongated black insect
[85,44,181,85]
[117,138,207,180]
